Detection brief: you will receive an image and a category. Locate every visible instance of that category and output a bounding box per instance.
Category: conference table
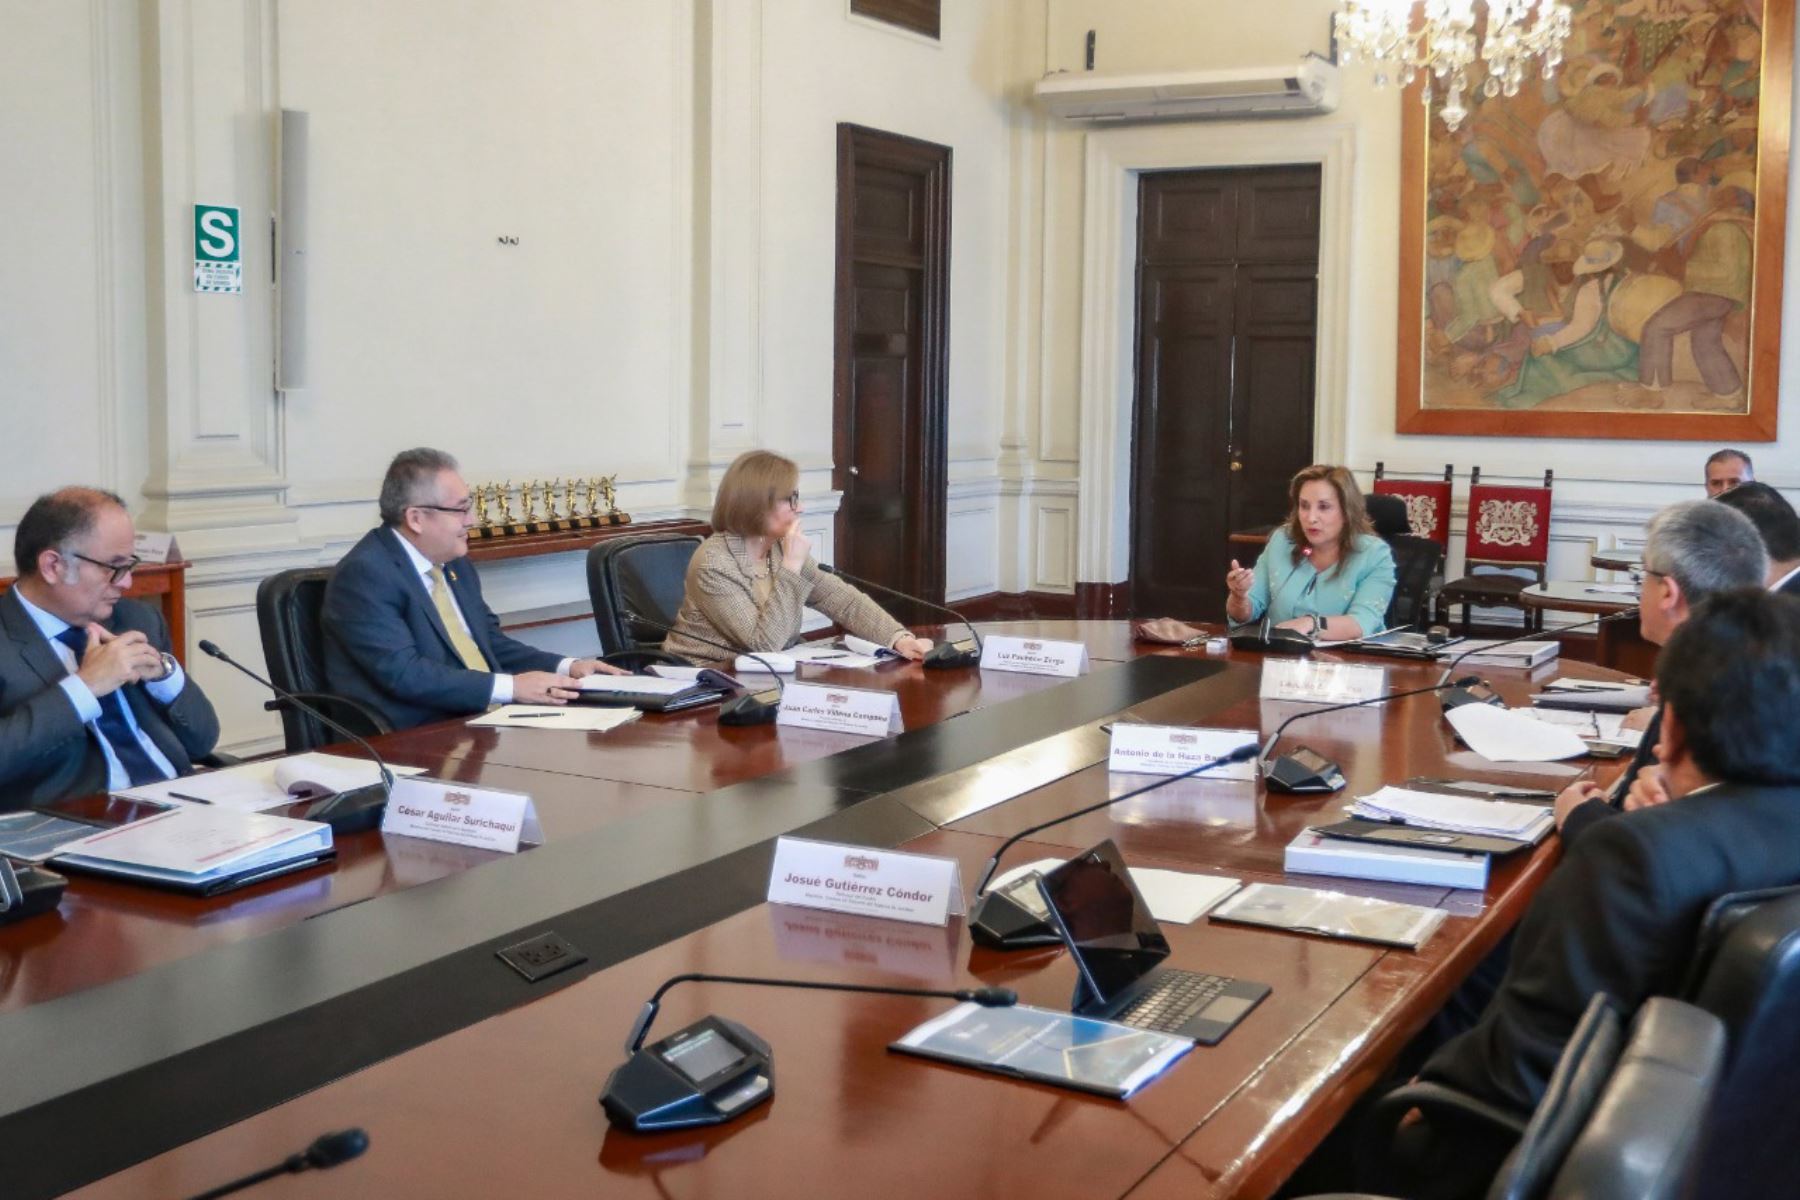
[0,622,1627,1199]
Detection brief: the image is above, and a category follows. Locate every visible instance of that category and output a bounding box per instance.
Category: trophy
[470,485,494,540]
[547,477,574,532]
[566,477,594,530]
[596,474,630,527]
[496,480,520,535]
[519,479,547,534]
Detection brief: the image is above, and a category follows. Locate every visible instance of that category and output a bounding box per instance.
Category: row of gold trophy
[469,476,630,539]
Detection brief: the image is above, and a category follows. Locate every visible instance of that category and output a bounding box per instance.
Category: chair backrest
[1465,468,1554,569]
[1682,887,1800,1200]
[254,567,337,753]
[1366,493,1412,542]
[1485,994,1626,1200]
[586,533,703,655]
[1372,462,1454,551]
[1386,534,1444,630]
[1487,995,1726,1200]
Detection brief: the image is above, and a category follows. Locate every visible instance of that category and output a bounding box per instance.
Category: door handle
[849,466,860,476]
[1229,461,1243,472]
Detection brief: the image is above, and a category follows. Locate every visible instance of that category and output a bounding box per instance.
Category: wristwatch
[155,651,177,682]
[1310,614,1325,636]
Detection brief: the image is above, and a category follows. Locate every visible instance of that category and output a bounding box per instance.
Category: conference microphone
[814,562,982,668]
[1227,547,1315,655]
[601,971,1017,1131]
[1436,607,1641,710]
[969,742,1260,950]
[184,1128,369,1200]
[1258,675,1483,794]
[620,610,784,725]
[198,639,395,833]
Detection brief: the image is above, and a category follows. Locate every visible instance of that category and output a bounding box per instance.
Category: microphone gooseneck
[1437,607,1640,686]
[1259,675,1483,764]
[197,640,395,825]
[814,563,982,666]
[183,1128,369,1200]
[973,742,1259,896]
[622,609,785,724]
[625,972,1017,1053]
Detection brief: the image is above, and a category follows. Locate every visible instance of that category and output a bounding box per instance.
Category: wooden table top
[2,624,1622,1200]
[1520,581,1641,616]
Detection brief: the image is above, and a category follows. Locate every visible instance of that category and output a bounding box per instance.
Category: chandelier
[1334,0,1573,131]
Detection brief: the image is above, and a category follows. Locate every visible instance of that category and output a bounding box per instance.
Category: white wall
[1025,0,1800,598]
[1,0,1019,752]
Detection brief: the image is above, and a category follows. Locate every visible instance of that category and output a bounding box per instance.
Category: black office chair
[1306,993,1726,1200]
[1680,886,1800,1200]
[585,533,704,655]
[1367,493,1411,543]
[254,567,392,754]
[1385,534,1444,631]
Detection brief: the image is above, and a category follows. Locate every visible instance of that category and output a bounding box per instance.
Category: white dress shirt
[389,529,573,705]
[15,587,182,789]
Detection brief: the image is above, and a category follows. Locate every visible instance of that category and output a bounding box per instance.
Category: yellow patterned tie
[429,566,490,672]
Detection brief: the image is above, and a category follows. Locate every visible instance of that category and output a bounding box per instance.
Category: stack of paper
[54,807,334,895]
[1528,707,1643,750]
[784,643,886,669]
[1350,785,1554,843]
[1532,680,1652,713]
[1436,639,1560,668]
[1285,830,1489,890]
[990,858,1241,924]
[1445,701,1589,763]
[117,754,427,813]
[467,705,642,731]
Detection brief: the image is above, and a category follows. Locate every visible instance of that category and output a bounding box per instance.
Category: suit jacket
[321,527,564,730]
[1421,781,1800,1114]
[0,590,219,810]
[1776,570,1800,598]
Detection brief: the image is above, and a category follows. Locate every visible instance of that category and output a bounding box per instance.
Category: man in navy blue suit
[322,448,624,731]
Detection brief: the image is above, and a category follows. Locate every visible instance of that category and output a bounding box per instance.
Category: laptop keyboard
[1115,969,1235,1034]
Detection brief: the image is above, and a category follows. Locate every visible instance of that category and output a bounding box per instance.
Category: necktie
[54,626,170,787]
[428,567,490,672]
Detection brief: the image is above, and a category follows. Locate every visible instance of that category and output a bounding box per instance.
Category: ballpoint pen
[167,792,215,805]
[508,713,566,720]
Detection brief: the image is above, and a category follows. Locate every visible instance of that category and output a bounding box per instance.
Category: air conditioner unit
[1034,56,1340,122]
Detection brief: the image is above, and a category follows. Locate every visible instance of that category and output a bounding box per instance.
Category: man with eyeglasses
[322,448,626,732]
[0,487,220,809]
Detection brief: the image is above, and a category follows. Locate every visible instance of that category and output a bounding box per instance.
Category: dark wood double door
[1130,165,1322,620]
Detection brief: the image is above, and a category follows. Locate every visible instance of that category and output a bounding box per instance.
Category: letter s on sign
[199,210,235,258]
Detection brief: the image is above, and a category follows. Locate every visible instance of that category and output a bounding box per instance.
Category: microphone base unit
[718,689,781,726]
[923,639,980,670]
[1262,747,1348,794]
[1439,683,1505,712]
[300,782,390,834]
[969,876,1064,950]
[1227,620,1314,656]
[601,1015,773,1132]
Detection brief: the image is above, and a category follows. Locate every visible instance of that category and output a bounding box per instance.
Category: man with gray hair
[322,448,623,732]
[0,487,219,808]
[1704,447,1753,497]
[1553,498,1768,841]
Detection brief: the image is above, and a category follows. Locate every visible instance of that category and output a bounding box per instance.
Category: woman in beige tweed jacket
[662,451,936,664]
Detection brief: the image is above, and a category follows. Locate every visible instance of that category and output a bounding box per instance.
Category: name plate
[132,531,181,564]
[767,836,965,927]
[1260,658,1386,705]
[381,777,543,853]
[777,682,902,737]
[1108,725,1260,780]
[979,635,1090,677]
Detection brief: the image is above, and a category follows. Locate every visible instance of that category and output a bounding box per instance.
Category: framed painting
[1396,0,1790,440]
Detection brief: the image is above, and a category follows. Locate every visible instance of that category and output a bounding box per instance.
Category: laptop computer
[1034,839,1270,1046]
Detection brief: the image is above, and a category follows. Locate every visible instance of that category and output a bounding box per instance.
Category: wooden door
[1130,166,1321,619]
[833,125,950,620]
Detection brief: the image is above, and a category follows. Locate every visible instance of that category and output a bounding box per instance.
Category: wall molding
[1075,118,1358,585]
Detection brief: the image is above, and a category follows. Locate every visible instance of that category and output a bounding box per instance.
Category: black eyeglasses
[71,553,141,584]
[782,491,802,509]
[412,501,474,517]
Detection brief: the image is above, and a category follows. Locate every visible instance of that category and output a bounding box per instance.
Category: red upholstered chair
[1435,468,1555,633]
[1372,462,1454,554]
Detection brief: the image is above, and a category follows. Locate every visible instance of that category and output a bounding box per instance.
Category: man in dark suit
[1713,481,1800,597]
[1408,589,1800,1195]
[321,448,624,732]
[1552,499,1766,844]
[0,488,219,810]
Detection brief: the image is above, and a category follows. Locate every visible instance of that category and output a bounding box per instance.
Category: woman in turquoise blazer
[1225,464,1396,640]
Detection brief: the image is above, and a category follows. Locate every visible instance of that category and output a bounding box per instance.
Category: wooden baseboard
[955,584,1131,622]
